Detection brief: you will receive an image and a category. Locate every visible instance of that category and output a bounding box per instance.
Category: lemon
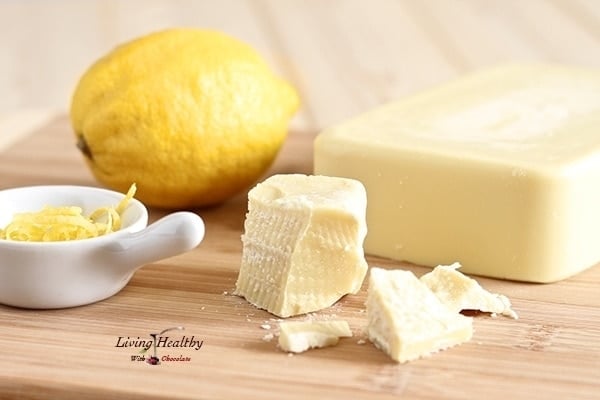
[70,28,299,209]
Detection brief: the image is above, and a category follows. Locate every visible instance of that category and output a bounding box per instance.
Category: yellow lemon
[70,28,299,209]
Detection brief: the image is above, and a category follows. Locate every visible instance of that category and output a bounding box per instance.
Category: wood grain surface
[0,117,599,400]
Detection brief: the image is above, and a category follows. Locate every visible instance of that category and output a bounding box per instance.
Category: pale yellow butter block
[278,320,353,353]
[366,267,473,363]
[420,263,518,319]
[235,174,368,318]
[314,64,600,282]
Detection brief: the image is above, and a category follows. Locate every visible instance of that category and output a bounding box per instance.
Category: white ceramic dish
[0,185,205,309]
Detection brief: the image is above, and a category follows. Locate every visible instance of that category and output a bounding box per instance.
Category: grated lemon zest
[0,183,137,242]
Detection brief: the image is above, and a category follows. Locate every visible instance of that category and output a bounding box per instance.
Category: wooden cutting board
[0,116,598,400]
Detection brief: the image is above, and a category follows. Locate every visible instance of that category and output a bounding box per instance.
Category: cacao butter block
[234,174,368,317]
[314,64,600,282]
[278,320,353,353]
[366,267,473,363]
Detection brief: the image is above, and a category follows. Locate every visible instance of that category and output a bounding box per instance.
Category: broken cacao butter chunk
[421,263,518,319]
[366,267,473,363]
[315,64,600,283]
[234,174,368,318]
[278,320,352,353]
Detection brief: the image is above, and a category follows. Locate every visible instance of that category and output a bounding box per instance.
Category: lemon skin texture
[70,28,300,209]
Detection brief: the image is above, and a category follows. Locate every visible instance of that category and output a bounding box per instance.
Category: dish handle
[102,211,205,272]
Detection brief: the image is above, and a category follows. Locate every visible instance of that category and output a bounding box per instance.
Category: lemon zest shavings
[0,183,136,242]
